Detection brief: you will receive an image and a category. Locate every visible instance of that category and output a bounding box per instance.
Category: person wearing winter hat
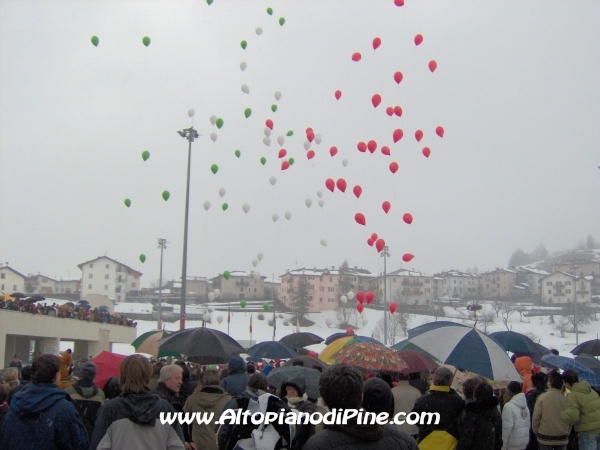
[501,381,530,450]
[64,361,105,438]
[219,355,249,397]
[457,381,502,450]
[514,356,534,394]
[246,363,256,374]
[363,377,395,417]
[281,377,317,448]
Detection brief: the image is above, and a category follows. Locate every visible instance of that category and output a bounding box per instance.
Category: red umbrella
[396,349,438,374]
[92,351,127,389]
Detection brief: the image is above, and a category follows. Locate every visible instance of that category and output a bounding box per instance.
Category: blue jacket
[0,383,89,450]
[220,356,249,397]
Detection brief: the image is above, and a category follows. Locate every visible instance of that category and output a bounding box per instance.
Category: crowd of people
[0,350,599,450]
[0,299,137,327]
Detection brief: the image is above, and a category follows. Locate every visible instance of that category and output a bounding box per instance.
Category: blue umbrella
[324,333,383,346]
[247,341,298,360]
[541,354,600,388]
[407,321,469,339]
[489,331,545,354]
[98,306,109,312]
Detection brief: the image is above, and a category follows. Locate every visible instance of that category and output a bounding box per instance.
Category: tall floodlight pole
[572,264,579,345]
[380,246,390,345]
[157,238,167,330]
[272,274,276,341]
[177,125,200,330]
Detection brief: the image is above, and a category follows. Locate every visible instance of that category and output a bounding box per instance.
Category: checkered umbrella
[541,354,600,388]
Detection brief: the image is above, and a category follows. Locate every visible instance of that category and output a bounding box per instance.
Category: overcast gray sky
[1,0,599,286]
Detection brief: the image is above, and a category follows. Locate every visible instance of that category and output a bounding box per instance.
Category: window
[546,282,552,286]
[0,273,4,279]
[425,279,430,284]
[240,288,244,292]
[117,296,121,301]
[89,274,93,279]
[131,282,136,288]
[566,281,571,285]
[320,298,323,302]
[425,288,430,293]
[105,274,109,279]
[393,278,396,282]
[105,264,110,269]
[548,290,551,294]
[566,289,571,294]
[88,284,92,289]
[319,287,324,292]
[329,277,332,282]
[328,287,334,292]
[13,285,17,290]
[254,288,257,292]
[89,264,93,268]
[104,285,108,290]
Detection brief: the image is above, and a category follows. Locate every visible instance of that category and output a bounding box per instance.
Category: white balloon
[253,270,261,280]
[208,292,215,301]
[219,188,226,198]
[303,141,310,150]
[214,289,220,298]
[209,114,217,125]
[342,159,348,167]
[252,259,258,267]
[320,239,327,246]
[210,132,217,142]
[269,176,277,186]
[362,318,368,326]
[203,201,211,211]
[257,252,264,261]
[285,211,291,220]
[188,108,195,118]
[274,91,282,101]
[340,295,348,304]
[240,62,247,71]
[202,313,211,322]
[242,203,250,214]
[217,315,223,323]
[255,27,263,35]
[263,136,271,146]
[316,190,323,199]
[264,127,272,137]
[315,134,322,145]
[347,291,355,300]
[325,318,333,327]
[318,199,324,208]
[272,213,279,222]
[277,136,284,146]
[305,198,312,208]
[241,84,249,94]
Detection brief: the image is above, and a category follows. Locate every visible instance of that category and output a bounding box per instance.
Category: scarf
[287,393,308,409]
[429,385,450,393]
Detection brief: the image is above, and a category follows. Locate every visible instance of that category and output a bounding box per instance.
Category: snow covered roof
[281,267,372,278]
[368,269,431,281]
[517,267,551,276]
[440,270,479,278]
[114,303,153,314]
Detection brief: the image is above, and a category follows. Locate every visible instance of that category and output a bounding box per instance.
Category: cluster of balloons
[207,289,221,301]
[90,36,151,47]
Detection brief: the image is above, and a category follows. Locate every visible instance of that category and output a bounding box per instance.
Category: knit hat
[506,381,522,395]
[80,362,97,381]
[362,377,394,416]
[247,363,256,374]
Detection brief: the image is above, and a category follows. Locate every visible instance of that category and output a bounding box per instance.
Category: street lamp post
[380,246,390,345]
[572,264,579,345]
[177,126,199,330]
[157,238,167,330]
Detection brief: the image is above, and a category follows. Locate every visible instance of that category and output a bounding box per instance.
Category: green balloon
[223,270,230,280]
[124,198,131,208]
[142,36,151,47]
[139,254,146,263]
[235,150,241,158]
[162,190,170,201]
[279,17,285,26]
[266,7,273,15]
[141,150,150,161]
[91,36,99,47]
[244,108,252,118]
[260,157,266,165]
[286,130,293,136]
[216,118,224,129]
[263,303,269,311]
[211,164,219,174]
[289,158,295,165]
[207,0,213,4]
[240,40,247,50]
[222,203,228,211]
[271,104,277,112]
[240,300,247,308]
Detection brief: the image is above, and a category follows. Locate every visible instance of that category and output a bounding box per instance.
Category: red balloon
[336,178,347,192]
[393,71,403,84]
[371,94,382,108]
[265,119,273,130]
[422,147,431,158]
[352,52,362,62]
[335,90,342,100]
[367,140,377,153]
[371,233,378,241]
[393,129,403,143]
[329,146,338,157]
[389,162,399,173]
[309,350,317,358]
[402,213,413,224]
[356,302,364,313]
[382,201,391,214]
[353,185,362,198]
[354,213,366,226]
[389,302,398,314]
[386,107,394,116]
[307,132,315,143]
[366,291,375,304]
[357,141,367,152]
[307,150,315,160]
[428,60,437,72]
[356,291,365,303]
[306,127,313,134]
[281,161,290,170]
[414,34,423,46]
[436,126,445,138]
[367,238,374,246]
[415,130,423,142]
[402,253,414,262]
[375,239,385,253]
[381,146,391,156]
[372,37,381,50]
[346,328,355,335]
[394,106,402,117]
[325,178,335,192]
[278,149,287,158]
[394,0,404,6]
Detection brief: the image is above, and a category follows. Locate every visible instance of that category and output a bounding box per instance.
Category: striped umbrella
[131,330,181,359]
[318,336,384,364]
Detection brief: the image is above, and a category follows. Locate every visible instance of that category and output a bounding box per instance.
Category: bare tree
[478,309,496,333]
[565,308,592,332]
[515,306,527,322]
[492,300,503,318]
[554,317,569,338]
[500,302,515,331]
[524,332,540,343]
[336,303,358,328]
[372,313,411,345]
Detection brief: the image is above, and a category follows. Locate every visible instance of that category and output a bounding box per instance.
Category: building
[24,275,81,296]
[369,269,433,306]
[165,276,210,301]
[515,267,551,297]
[78,256,142,302]
[539,272,592,305]
[213,271,265,300]
[263,279,281,301]
[0,265,26,294]
[432,271,480,300]
[551,256,600,297]
[480,268,518,298]
[54,279,81,295]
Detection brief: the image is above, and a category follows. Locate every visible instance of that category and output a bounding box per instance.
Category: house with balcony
[540,271,592,305]
[77,256,142,302]
[515,267,550,297]
[480,268,517,298]
[368,269,432,306]
[213,271,265,300]
[432,270,481,300]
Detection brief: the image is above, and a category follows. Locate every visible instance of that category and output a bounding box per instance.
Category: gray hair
[433,367,454,387]
[159,364,183,383]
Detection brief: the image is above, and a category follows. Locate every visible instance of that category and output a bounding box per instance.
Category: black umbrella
[247,341,298,360]
[279,332,324,349]
[571,340,600,357]
[575,354,600,377]
[27,294,46,302]
[158,327,245,361]
[267,366,322,399]
[10,292,27,299]
[489,331,544,354]
[283,356,328,372]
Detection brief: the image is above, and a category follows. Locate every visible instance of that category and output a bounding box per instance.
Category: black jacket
[457,396,502,450]
[153,382,191,442]
[525,388,545,450]
[411,386,464,442]
[303,422,418,450]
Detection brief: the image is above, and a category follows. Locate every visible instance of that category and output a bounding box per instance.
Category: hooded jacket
[0,383,89,450]
[220,356,249,397]
[532,388,570,446]
[411,385,465,442]
[501,393,530,450]
[281,377,317,449]
[183,386,231,450]
[561,381,600,434]
[457,395,502,450]
[58,350,74,389]
[64,381,105,438]
[89,391,185,450]
[514,357,533,394]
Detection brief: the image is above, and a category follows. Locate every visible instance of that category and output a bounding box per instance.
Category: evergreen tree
[293,276,313,322]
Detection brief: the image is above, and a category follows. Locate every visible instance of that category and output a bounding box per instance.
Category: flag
[180,307,186,330]
[249,314,253,334]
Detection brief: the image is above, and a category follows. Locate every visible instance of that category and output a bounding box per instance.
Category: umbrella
[571,339,600,357]
[408,325,521,381]
[10,292,27,299]
[78,300,90,305]
[318,336,384,364]
[131,330,181,359]
[407,321,469,340]
[26,294,45,302]
[575,354,600,377]
[541,354,600,387]
[267,366,322,399]
[396,350,438,374]
[92,351,127,389]
[247,341,298,360]
[391,339,440,362]
[330,342,409,372]
[324,332,383,345]
[98,306,109,312]
[283,356,328,372]
[158,327,245,363]
[279,332,323,348]
[488,331,543,354]
[80,304,91,309]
